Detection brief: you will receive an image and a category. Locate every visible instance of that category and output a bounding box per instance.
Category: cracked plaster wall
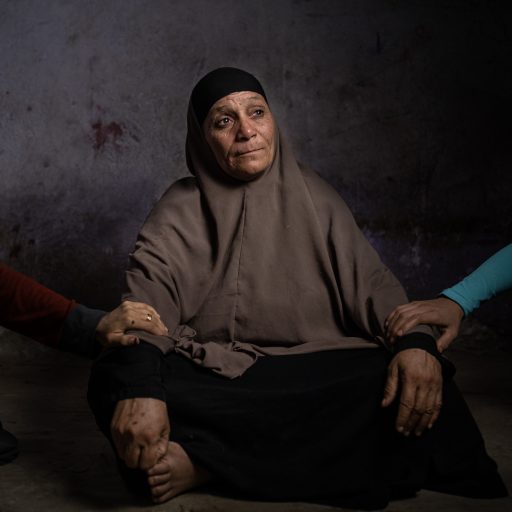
[1,0,511,333]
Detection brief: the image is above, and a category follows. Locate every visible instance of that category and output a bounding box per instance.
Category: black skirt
[88,347,508,510]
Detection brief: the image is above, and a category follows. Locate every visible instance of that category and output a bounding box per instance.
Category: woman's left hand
[381,348,443,436]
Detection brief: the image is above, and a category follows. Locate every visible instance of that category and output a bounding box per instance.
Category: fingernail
[403,431,410,437]
[415,430,422,436]
[397,426,404,433]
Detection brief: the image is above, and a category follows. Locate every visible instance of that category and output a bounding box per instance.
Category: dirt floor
[0,319,511,512]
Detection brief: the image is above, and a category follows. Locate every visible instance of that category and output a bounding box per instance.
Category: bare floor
[0,321,511,512]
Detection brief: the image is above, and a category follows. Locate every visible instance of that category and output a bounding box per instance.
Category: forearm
[60,304,105,358]
[88,342,166,406]
[0,263,74,347]
[88,342,169,472]
[441,243,512,316]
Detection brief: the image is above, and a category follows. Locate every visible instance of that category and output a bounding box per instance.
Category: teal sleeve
[441,244,512,316]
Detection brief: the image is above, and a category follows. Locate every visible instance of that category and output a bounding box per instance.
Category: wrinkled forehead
[207,91,269,115]
[191,67,267,125]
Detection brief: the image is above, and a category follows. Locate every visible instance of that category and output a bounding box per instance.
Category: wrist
[393,332,439,358]
[438,295,464,319]
[394,332,456,379]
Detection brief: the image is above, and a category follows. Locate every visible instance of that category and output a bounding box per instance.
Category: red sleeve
[0,262,75,348]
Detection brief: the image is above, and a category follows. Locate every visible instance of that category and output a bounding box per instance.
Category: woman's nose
[236,117,255,140]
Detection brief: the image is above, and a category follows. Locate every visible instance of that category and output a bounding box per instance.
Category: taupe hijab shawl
[125,81,431,378]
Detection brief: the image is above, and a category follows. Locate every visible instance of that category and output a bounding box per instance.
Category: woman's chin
[224,166,268,182]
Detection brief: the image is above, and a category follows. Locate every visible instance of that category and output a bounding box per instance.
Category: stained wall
[1,0,510,330]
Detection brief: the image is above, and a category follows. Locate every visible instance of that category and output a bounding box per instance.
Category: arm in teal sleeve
[441,244,512,316]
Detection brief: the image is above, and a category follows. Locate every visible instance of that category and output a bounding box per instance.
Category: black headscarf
[190,67,267,126]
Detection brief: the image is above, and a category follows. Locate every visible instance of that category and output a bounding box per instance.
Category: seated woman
[88,68,507,509]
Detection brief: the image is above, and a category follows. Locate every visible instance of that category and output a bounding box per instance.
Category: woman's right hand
[385,297,464,352]
[111,397,170,470]
[96,301,168,347]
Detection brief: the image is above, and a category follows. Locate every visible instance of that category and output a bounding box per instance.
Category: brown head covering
[124,68,432,378]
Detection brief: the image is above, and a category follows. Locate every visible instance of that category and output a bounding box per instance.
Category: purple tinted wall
[1,1,510,330]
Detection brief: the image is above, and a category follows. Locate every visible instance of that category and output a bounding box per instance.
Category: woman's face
[203,91,276,181]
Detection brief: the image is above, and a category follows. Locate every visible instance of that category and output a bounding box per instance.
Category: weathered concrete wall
[1,0,511,330]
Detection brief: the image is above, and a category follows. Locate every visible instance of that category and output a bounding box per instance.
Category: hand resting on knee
[110,397,170,470]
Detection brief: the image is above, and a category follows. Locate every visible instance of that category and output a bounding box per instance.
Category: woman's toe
[148,473,168,487]
[151,481,173,499]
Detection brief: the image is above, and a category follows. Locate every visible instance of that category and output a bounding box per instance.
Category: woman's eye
[215,117,231,128]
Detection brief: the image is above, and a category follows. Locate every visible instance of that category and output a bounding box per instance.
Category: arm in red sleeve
[0,262,74,348]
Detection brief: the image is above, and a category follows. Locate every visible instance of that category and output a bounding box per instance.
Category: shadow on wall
[369,230,512,335]
[0,192,149,310]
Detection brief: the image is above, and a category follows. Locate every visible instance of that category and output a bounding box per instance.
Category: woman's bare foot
[147,441,210,503]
